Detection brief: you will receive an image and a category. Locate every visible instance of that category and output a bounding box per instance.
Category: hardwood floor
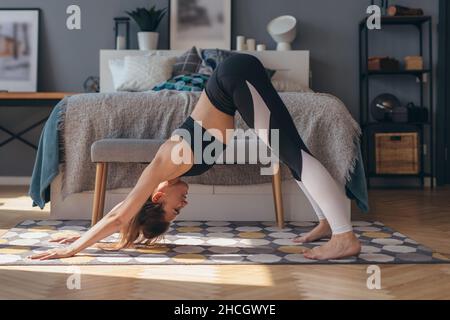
[0,185,449,300]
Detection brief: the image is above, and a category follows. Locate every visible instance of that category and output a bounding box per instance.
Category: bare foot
[303,231,361,260]
[293,220,332,244]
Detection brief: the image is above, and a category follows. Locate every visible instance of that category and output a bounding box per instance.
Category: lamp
[114,17,130,50]
[267,15,297,51]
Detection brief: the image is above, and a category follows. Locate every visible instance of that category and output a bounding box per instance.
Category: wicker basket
[375,132,420,174]
[404,56,424,70]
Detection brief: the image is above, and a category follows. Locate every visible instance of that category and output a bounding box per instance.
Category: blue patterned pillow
[153,73,211,92]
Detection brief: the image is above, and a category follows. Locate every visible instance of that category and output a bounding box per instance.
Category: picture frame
[169,0,231,50]
[0,8,40,92]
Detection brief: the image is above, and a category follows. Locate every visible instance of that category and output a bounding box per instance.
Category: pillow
[200,48,236,70]
[271,79,313,92]
[116,55,176,92]
[109,58,126,91]
[153,73,211,92]
[197,59,214,75]
[172,46,203,77]
[199,48,276,79]
[109,53,160,91]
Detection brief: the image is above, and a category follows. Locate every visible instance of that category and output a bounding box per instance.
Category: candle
[236,35,246,51]
[116,35,126,50]
[257,44,266,51]
[246,38,256,51]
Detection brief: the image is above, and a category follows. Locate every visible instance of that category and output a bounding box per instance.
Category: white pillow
[109,53,158,91]
[115,55,176,92]
[109,58,126,91]
[271,79,312,92]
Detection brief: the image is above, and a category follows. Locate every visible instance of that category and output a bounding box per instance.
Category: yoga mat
[0,220,448,265]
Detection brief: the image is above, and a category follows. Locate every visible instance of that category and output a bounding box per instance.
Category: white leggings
[246,80,352,235]
[207,53,353,235]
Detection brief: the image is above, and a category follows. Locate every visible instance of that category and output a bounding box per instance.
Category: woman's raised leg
[216,53,360,259]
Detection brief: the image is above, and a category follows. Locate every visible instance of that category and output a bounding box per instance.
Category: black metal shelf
[362,121,431,128]
[361,69,431,77]
[358,15,434,189]
[368,173,432,178]
[359,16,432,26]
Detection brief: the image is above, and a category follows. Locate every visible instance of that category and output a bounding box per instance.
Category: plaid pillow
[153,73,211,92]
[172,46,203,77]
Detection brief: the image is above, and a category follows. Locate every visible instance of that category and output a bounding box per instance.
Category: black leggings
[205,53,312,181]
[186,53,352,234]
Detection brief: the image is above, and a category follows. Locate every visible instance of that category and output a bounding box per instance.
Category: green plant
[126,5,167,32]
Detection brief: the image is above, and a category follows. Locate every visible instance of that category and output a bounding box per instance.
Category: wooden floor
[0,185,449,300]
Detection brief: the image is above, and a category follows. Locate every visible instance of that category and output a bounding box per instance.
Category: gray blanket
[58,90,361,200]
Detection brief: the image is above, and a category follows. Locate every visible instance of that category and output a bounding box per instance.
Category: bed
[41,49,367,222]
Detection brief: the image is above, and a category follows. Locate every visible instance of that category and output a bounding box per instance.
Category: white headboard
[100,50,310,93]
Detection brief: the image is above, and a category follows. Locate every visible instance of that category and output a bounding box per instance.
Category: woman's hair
[101,198,170,250]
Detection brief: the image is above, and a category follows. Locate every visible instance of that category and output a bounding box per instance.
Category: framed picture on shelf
[169,0,231,50]
[0,8,40,92]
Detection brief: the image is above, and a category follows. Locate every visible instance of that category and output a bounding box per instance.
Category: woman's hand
[49,234,81,244]
[28,247,76,261]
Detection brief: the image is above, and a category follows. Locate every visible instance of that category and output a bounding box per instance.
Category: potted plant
[126,4,167,50]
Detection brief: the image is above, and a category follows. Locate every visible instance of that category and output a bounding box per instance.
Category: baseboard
[0,176,31,186]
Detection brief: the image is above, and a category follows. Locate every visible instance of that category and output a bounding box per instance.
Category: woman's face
[152,179,189,222]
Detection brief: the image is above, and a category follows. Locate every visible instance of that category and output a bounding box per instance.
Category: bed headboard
[99,50,310,93]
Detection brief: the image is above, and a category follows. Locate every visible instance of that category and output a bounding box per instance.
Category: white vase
[137,32,159,50]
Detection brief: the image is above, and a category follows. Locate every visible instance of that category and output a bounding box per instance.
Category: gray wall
[0,0,439,177]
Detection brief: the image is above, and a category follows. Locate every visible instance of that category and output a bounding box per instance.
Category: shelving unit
[359,16,434,188]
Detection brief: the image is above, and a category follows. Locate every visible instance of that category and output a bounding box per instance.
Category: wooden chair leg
[98,162,108,222]
[91,162,108,226]
[271,162,285,229]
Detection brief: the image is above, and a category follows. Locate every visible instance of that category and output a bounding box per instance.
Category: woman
[30,53,361,261]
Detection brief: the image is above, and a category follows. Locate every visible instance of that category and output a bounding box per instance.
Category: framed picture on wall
[0,8,40,92]
[169,0,231,50]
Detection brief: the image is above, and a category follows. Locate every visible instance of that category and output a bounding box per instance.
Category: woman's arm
[48,200,125,245]
[29,140,191,260]
[30,160,165,260]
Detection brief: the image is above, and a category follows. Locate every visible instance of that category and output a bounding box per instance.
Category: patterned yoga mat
[0,220,448,265]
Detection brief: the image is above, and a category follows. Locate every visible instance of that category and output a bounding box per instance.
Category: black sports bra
[172,116,227,177]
